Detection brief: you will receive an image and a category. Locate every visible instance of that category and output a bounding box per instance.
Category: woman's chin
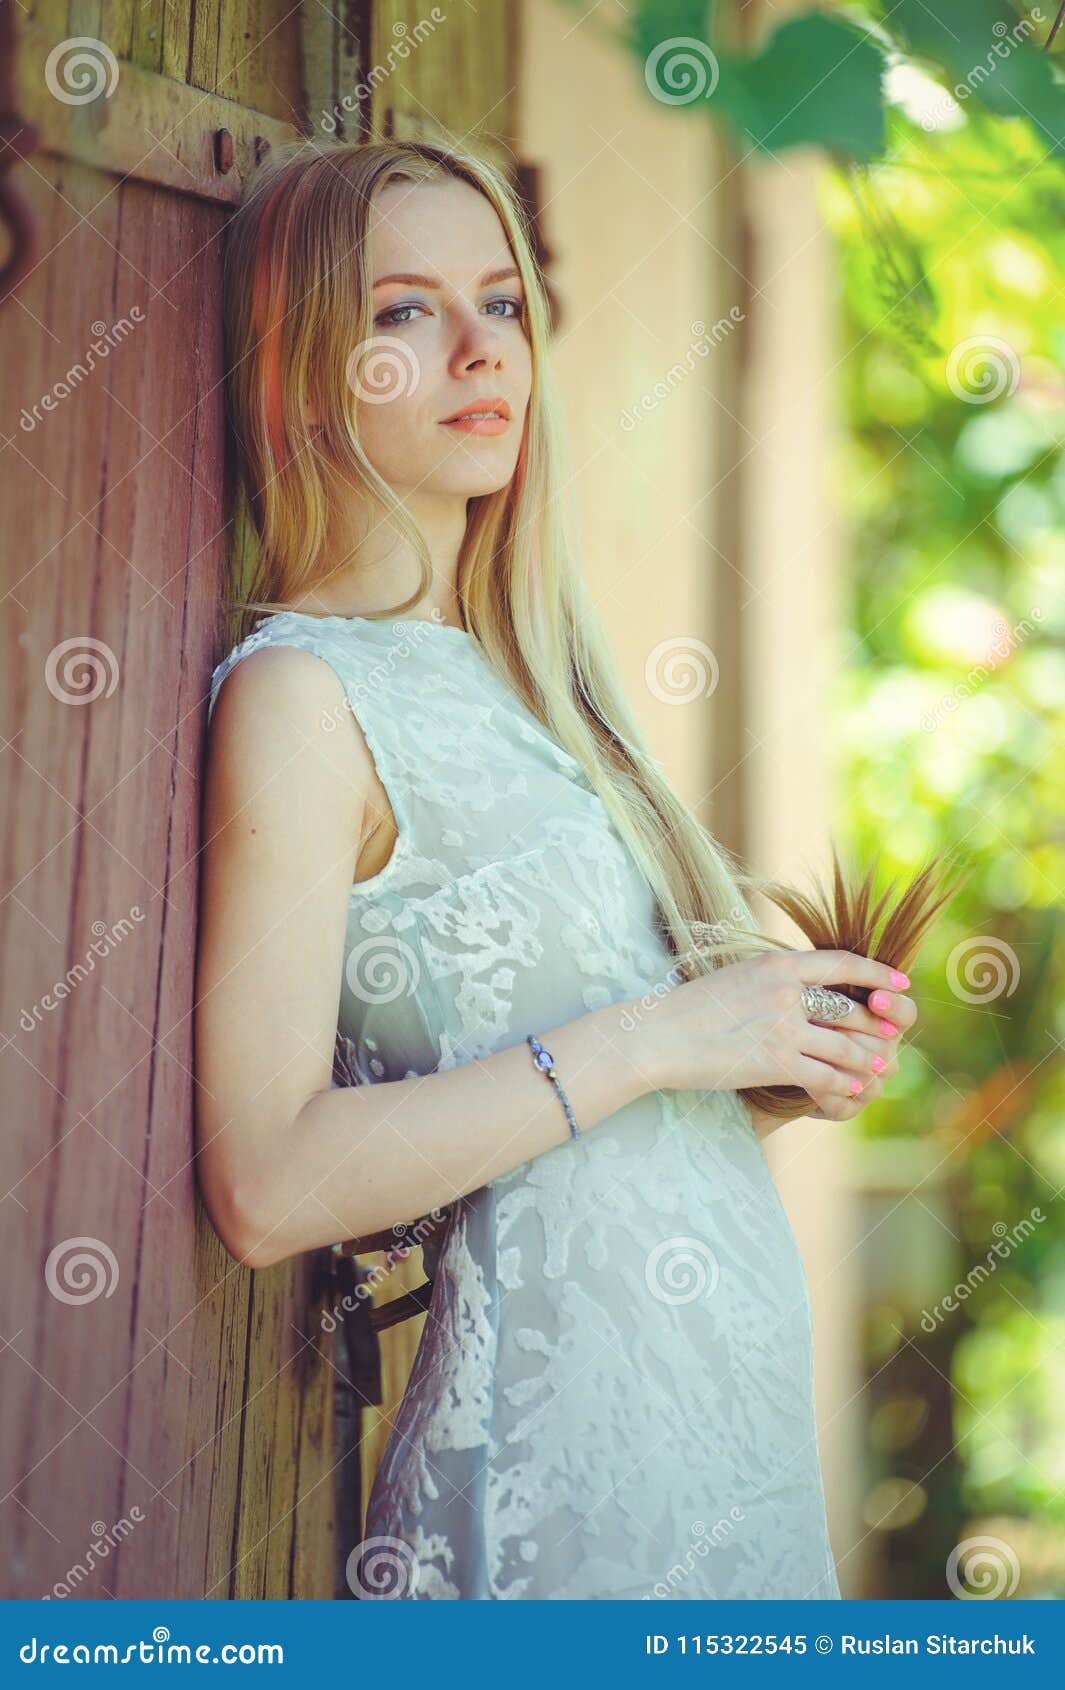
[425,467,521,499]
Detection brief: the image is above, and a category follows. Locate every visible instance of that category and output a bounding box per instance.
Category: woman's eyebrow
[373,265,523,289]
[373,273,436,289]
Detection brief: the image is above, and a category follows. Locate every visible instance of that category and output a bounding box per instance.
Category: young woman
[195,135,915,1601]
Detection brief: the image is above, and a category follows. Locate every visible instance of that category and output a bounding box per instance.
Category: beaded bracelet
[526,1033,582,1141]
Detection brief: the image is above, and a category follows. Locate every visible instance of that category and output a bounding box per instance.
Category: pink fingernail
[850,1077,863,1095]
[879,1019,898,1037]
[870,990,890,1013]
[890,970,910,989]
[871,1054,886,1074]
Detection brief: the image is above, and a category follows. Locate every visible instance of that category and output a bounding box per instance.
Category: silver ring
[801,985,856,1024]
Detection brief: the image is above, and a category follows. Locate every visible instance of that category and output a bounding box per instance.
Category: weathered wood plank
[0,147,113,1600]
[1,17,332,1602]
[15,23,299,205]
[215,0,305,120]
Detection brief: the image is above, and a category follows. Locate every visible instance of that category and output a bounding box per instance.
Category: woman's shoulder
[204,616,377,831]
[208,611,345,714]
[206,612,410,742]
[206,607,496,794]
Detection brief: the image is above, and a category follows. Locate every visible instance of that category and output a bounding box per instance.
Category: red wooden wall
[1,0,517,1601]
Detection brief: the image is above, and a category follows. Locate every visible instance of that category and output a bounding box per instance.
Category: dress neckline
[268,608,478,642]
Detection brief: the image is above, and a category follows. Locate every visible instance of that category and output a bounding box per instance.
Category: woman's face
[349,174,533,502]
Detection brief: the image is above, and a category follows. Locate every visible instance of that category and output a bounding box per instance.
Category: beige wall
[519,0,863,1592]
[517,0,741,807]
[740,146,864,1589]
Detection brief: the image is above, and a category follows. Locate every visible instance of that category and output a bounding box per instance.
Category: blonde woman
[195,135,915,1601]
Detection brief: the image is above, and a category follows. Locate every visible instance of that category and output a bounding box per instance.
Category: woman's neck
[292,490,469,623]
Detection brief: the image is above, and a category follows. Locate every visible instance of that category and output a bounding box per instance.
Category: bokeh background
[523,0,1065,1600]
[1,0,1061,1599]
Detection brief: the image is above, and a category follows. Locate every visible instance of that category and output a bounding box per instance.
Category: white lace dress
[207,610,841,1602]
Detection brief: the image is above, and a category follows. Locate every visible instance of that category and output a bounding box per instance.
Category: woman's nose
[451,314,505,374]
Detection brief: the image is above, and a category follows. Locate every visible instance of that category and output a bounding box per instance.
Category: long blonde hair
[220,131,787,988]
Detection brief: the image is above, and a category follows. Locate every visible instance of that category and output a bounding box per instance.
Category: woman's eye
[484,297,523,319]
[376,303,426,327]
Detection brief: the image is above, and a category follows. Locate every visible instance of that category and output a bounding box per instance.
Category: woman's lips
[441,413,510,435]
[439,399,511,436]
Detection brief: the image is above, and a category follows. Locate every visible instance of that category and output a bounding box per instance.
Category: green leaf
[715,13,887,159]
[890,0,1065,155]
[630,0,715,65]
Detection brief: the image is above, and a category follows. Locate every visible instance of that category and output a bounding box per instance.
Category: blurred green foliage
[570,1,1065,162]
[576,0,1065,1599]
[821,58,1065,1596]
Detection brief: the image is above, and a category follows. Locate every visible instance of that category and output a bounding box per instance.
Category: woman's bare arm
[194,645,659,1271]
[249,1000,655,1268]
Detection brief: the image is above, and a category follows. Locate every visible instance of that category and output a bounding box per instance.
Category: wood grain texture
[0,3,330,1603]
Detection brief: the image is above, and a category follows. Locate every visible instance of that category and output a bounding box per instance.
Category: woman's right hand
[645,948,917,1118]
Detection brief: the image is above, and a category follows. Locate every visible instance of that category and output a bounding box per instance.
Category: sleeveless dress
[207,610,841,1603]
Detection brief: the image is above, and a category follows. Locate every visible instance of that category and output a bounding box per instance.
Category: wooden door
[1,0,516,1600]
